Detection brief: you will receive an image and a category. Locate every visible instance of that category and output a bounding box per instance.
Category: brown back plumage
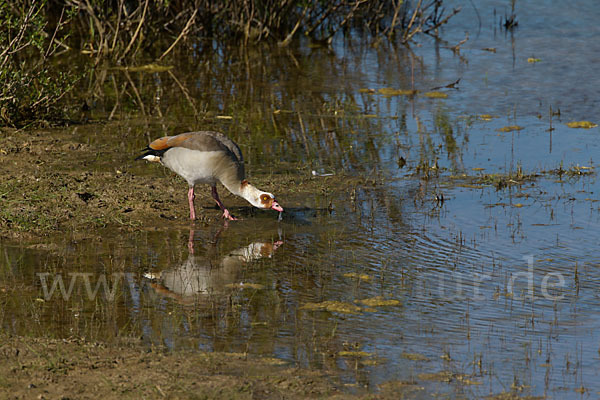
[149,131,244,163]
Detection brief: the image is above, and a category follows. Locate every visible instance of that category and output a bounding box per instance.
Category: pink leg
[188,186,196,220]
[211,185,237,221]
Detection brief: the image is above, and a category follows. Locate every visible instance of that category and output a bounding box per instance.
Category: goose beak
[271,201,284,212]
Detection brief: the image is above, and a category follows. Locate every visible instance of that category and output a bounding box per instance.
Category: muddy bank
[0,333,541,399]
[0,126,347,241]
[0,334,347,399]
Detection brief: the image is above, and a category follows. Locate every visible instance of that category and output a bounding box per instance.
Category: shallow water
[2,0,600,397]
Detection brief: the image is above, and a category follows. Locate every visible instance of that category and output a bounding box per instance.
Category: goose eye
[260,194,269,203]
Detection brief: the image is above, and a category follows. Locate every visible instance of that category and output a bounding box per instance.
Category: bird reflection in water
[143,228,282,305]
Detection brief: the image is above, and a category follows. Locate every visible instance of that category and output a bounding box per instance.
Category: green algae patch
[566,121,598,129]
[343,272,372,281]
[480,114,496,121]
[527,57,541,63]
[338,351,373,358]
[497,125,524,132]
[361,358,383,366]
[355,296,401,307]
[457,183,488,189]
[378,87,418,96]
[460,378,483,385]
[417,371,453,382]
[301,300,363,314]
[401,352,429,361]
[423,91,448,99]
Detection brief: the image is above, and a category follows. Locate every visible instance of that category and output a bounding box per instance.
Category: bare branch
[119,0,149,62]
[159,8,198,61]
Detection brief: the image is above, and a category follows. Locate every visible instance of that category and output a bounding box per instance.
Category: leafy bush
[0,1,78,127]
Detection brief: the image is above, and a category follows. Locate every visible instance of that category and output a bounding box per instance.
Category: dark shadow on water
[200,205,332,224]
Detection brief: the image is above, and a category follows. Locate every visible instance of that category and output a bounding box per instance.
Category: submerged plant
[502,0,518,30]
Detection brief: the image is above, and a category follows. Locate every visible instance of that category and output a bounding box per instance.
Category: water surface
[2,1,600,397]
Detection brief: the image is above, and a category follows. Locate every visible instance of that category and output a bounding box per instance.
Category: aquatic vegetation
[459,378,483,385]
[378,87,418,97]
[547,163,594,178]
[342,272,372,281]
[566,121,598,129]
[502,0,519,30]
[301,300,363,314]
[338,351,373,357]
[497,125,524,132]
[355,296,401,307]
[417,371,453,382]
[401,352,429,361]
[451,161,595,192]
[423,91,449,99]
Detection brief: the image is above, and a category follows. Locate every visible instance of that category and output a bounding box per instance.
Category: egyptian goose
[138,131,283,220]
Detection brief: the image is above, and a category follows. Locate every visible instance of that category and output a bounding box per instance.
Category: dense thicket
[0,0,460,126]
